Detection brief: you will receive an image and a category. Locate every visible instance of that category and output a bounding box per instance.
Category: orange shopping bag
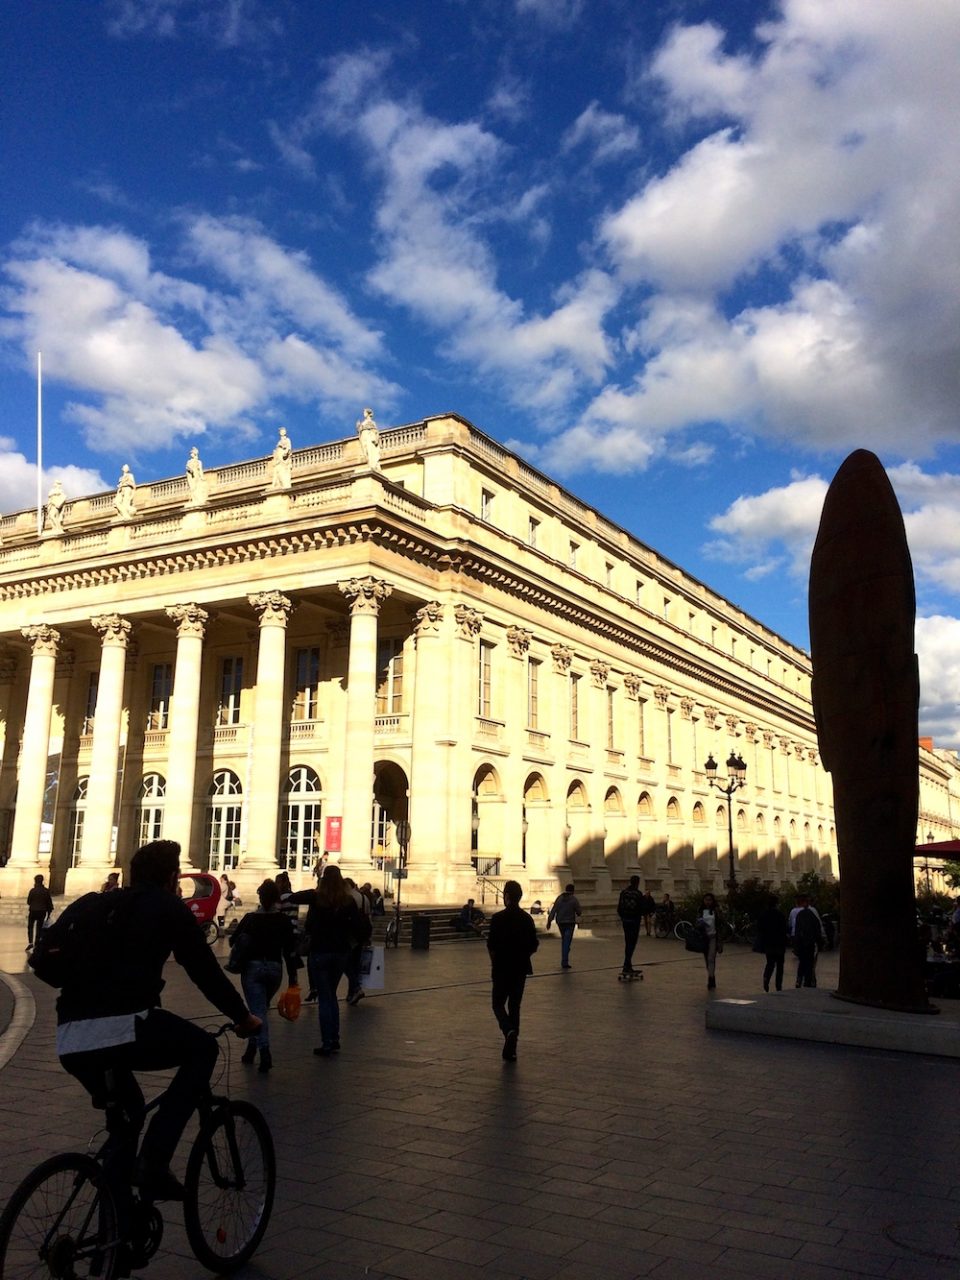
[277,984,302,1022]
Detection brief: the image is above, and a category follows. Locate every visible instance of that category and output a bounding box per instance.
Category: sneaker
[561,963,572,970]
[313,1045,333,1057]
[502,1030,518,1061]
[347,989,365,1006]
[134,1160,184,1202]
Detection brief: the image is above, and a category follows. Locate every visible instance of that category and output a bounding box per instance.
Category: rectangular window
[293,646,321,722]
[569,672,580,739]
[376,638,404,714]
[528,516,539,547]
[527,658,540,729]
[148,662,173,730]
[82,672,99,735]
[478,641,493,718]
[217,656,243,726]
[481,488,494,522]
[606,686,615,749]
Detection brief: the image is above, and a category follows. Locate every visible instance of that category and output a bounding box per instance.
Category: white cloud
[105,0,281,47]
[705,472,828,579]
[546,0,960,466]
[0,438,105,518]
[1,219,398,453]
[515,0,584,27]
[562,103,640,165]
[916,616,960,749]
[299,54,619,412]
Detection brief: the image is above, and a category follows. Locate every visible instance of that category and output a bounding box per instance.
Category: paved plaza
[0,918,958,1279]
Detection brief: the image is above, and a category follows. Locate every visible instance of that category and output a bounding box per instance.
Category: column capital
[653,684,670,709]
[166,602,210,639]
[249,591,294,627]
[506,626,532,659]
[590,659,609,689]
[414,601,444,640]
[551,643,573,674]
[623,673,642,700]
[92,614,132,648]
[453,604,481,639]
[21,624,61,658]
[338,576,392,617]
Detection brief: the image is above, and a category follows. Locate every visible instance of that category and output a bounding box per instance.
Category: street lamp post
[704,751,747,893]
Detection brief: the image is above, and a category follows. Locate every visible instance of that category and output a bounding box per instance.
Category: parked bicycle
[0,1023,275,1277]
[385,901,402,948]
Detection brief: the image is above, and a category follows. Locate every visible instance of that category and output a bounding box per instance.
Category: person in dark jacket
[56,840,259,1202]
[486,880,539,1061]
[755,893,788,992]
[26,873,54,950]
[230,879,299,1073]
[289,864,361,1056]
[616,875,644,977]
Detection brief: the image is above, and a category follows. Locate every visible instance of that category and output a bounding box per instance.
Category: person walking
[697,892,724,990]
[616,875,644,977]
[791,894,825,988]
[26,874,54,951]
[289,865,362,1057]
[229,879,300,1073]
[343,877,373,1006]
[640,888,657,937]
[486,880,539,1061]
[547,883,582,969]
[755,893,788,992]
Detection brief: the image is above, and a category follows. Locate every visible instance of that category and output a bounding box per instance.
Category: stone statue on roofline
[44,480,66,535]
[356,407,381,470]
[185,445,207,505]
[114,464,136,520]
[270,427,292,491]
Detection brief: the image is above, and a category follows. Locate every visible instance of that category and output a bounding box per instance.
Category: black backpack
[794,906,821,945]
[29,889,132,989]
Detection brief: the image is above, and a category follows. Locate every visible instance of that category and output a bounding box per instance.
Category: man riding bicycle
[52,840,260,1202]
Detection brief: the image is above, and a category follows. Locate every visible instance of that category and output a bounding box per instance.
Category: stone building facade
[0,413,954,902]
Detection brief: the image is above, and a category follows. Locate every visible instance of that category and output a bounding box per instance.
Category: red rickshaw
[178,871,222,945]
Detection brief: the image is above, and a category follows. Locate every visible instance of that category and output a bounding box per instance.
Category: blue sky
[3,0,960,742]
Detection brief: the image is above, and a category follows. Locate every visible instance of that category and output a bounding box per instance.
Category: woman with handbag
[228,879,299,1073]
[289,864,362,1057]
[697,893,724,990]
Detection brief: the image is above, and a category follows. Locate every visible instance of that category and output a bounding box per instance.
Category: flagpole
[36,351,43,536]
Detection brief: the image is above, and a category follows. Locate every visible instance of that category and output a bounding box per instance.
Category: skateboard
[618,969,643,981]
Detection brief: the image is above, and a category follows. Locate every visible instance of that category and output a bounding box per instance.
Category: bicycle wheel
[0,1152,120,1280]
[202,920,220,946]
[654,917,670,939]
[385,917,398,948]
[674,919,696,942]
[183,1101,275,1272]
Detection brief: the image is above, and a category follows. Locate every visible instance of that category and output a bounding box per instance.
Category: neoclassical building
[0,412,954,902]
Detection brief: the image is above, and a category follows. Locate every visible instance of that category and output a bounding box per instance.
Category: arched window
[755,812,766,834]
[205,770,242,872]
[637,792,653,820]
[282,766,323,872]
[604,787,623,815]
[69,777,88,868]
[692,802,705,825]
[666,796,680,822]
[138,773,166,846]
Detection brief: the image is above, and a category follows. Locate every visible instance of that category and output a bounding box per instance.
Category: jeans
[703,935,718,980]
[61,1007,218,1173]
[763,950,785,991]
[241,959,282,1050]
[795,942,818,987]
[27,911,47,945]
[309,950,349,1048]
[491,973,527,1038]
[559,923,575,966]
[621,919,641,971]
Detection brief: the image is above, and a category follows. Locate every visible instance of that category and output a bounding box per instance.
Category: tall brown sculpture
[809,449,933,1012]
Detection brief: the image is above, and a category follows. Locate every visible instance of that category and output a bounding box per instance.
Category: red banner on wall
[324,816,342,853]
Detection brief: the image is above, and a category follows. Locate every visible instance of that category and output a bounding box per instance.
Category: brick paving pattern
[1,921,957,1278]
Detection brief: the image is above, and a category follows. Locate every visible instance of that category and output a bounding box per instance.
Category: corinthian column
[244,592,294,869]
[5,626,60,887]
[338,576,391,870]
[164,604,209,868]
[68,615,131,889]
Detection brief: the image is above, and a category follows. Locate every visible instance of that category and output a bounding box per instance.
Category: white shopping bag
[359,944,384,990]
